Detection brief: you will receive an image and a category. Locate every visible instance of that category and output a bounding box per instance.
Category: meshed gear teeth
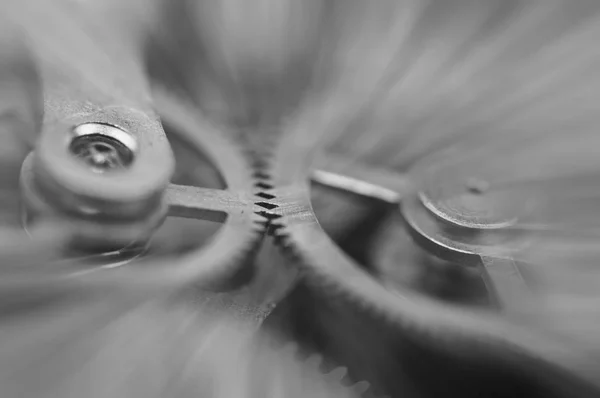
[260,113,600,397]
[253,186,280,221]
[244,143,282,229]
[255,181,274,190]
[270,224,298,253]
[98,85,269,293]
[237,142,274,233]
[271,342,377,398]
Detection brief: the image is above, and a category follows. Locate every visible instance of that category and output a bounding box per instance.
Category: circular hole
[70,124,136,171]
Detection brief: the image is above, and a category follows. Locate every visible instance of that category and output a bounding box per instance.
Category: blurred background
[1,0,600,397]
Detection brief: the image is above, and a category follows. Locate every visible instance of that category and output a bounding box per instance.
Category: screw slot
[70,123,137,172]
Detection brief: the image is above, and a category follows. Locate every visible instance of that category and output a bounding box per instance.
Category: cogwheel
[262,114,600,398]
[256,21,600,398]
[1,4,269,297]
[242,339,377,398]
[0,297,377,398]
[296,348,375,397]
[146,86,267,288]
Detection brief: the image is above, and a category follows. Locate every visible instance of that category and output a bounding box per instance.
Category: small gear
[14,87,268,298]
[6,0,270,299]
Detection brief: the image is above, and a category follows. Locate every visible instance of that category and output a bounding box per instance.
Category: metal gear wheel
[258,118,600,398]
[0,295,376,398]
[8,1,268,299]
[0,2,371,397]
[4,1,600,397]
[249,2,600,395]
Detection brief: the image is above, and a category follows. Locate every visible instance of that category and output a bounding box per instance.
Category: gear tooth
[252,216,269,227]
[254,339,372,398]
[255,201,278,210]
[253,170,270,180]
[299,350,376,398]
[253,186,273,196]
[252,157,269,169]
[245,145,279,225]
[268,213,283,222]
[252,219,268,232]
[250,209,269,222]
[270,227,290,247]
[270,220,285,234]
[255,181,274,190]
[255,211,269,219]
[150,86,267,293]
[255,210,281,222]
[256,191,276,200]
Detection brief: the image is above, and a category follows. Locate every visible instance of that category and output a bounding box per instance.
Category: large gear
[0,3,373,396]
[0,293,375,398]
[5,1,600,397]
[8,1,268,299]
[252,10,600,395]
[240,1,600,396]
[259,120,600,397]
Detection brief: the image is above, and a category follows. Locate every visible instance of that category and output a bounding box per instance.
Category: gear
[0,295,375,398]
[5,0,270,296]
[7,9,267,298]
[4,0,286,346]
[17,86,267,295]
[245,339,375,398]
[7,1,600,397]
[245,2,600,395]
[257,97,600,397]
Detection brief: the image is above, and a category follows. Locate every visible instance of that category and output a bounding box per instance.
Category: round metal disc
[414,156,521,230]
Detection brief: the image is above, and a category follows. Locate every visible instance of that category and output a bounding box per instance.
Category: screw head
[70,123,136,172]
